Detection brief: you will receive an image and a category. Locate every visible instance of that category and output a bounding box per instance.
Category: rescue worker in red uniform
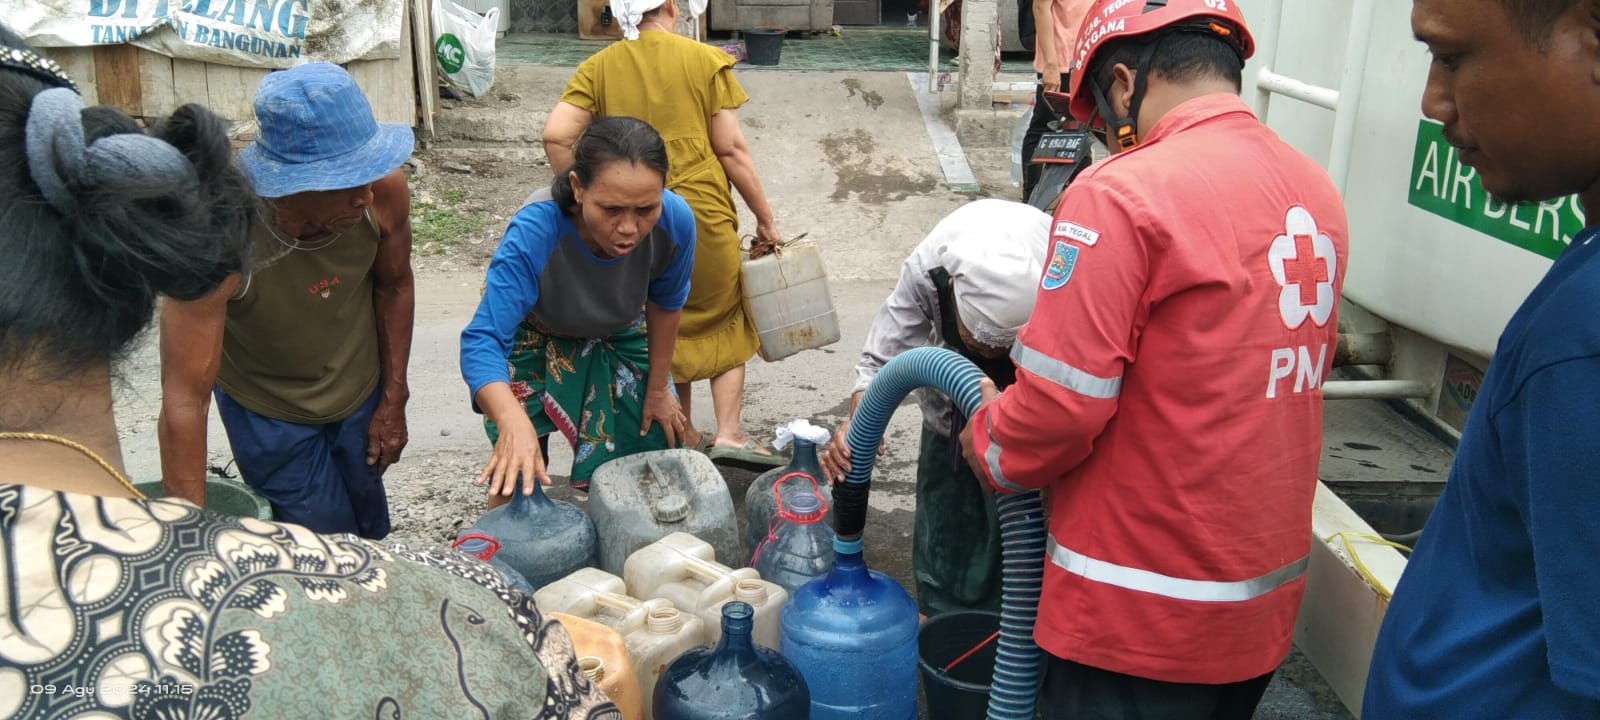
[958,1,1350,717]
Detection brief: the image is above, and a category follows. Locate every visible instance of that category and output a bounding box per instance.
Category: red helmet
[1065,0,1255,133]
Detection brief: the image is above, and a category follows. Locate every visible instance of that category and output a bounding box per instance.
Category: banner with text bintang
[5,0,403,69]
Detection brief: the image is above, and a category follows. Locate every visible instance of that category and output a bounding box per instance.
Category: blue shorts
[215,388,392,539]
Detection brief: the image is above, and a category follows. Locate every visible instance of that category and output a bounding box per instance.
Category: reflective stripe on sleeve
[1046,534,1309,603]
[982,421,1028,494]
[1011,341,1122,399]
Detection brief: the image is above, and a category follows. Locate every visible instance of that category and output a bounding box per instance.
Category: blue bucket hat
[238,63,414,198]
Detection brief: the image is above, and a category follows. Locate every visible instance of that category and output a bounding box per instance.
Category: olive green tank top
[217,210,383,423]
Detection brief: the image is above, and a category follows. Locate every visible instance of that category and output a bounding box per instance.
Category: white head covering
[611,0,706,39]
[938,200,1052,350]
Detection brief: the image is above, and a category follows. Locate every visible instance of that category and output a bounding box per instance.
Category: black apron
[913,267,1014,615]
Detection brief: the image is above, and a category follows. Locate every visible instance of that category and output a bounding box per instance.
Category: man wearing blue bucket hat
[158,62,416,540]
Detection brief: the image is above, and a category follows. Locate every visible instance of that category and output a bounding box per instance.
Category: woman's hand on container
[640,385,685,448]
[478,415,551,495]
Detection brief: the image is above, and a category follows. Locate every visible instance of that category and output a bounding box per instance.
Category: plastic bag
[432,0,498,98]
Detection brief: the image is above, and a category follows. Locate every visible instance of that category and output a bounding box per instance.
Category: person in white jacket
[821,198,1050,616]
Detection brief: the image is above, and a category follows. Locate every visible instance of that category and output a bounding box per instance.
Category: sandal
[680,430,710,453]
[706,438,788,470]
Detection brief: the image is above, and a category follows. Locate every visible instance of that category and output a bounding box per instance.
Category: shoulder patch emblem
[1041,240,1079,291]
[1052,221,1100,246]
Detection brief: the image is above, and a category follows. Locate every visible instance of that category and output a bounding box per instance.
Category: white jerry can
[741,239,841,362]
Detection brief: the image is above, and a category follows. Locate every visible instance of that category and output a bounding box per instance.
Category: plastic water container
[534,568,706,720]
[751,490,834,596]
[451,533,537,594]
[625,533,788,650]
[744,438,833,562]
[134,478,271,520]
[550,612,645,720]
[589,450,740,575]
[741,239,841,362]
[460,478,597,592]
[653,601,810,720]
[781,537,920,720]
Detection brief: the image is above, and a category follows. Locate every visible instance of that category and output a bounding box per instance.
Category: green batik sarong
[915,426,1004,616]
[486,315,669,489]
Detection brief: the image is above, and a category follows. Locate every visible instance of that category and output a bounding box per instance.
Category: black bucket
[744,27,785,66]
[918,610,1002,720]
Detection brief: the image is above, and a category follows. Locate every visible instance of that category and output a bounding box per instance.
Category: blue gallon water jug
[751,489,834,595]
[744,439,833,563]
[654,600,810,720]
[780,537,919,720]
[452,534,537,594]
[463,479,597,592]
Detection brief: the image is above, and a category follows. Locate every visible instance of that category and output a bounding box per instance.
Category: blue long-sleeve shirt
[459,187,696,400]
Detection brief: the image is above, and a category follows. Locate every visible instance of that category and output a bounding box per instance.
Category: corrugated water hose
[832,347,1047,720]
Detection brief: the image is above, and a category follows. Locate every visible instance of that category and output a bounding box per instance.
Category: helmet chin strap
[1088,38,1164,152]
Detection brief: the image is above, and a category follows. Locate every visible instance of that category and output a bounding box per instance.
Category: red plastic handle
[772,471,824,522]
[451,532,501,561]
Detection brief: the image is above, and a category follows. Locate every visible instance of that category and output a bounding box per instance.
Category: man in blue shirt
[1365,1,1600,716]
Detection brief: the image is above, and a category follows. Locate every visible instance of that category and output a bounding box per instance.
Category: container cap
[734,579,769,604]
[647,606,684,633]
[780,490,825,523]
[451,532,500,561]
[651,495,691,523]
[578,656,605,683]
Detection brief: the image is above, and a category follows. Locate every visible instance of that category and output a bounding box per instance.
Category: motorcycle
[1025,90,1096,212]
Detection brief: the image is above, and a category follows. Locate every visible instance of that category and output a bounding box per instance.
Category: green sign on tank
[1408,119,1585,260]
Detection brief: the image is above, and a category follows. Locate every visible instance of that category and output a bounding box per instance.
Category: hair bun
[26,88,198,216]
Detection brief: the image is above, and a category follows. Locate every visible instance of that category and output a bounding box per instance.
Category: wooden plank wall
[410,0,436,137]
[39,4,419,127]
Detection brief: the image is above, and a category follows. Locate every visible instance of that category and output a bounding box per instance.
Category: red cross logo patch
[1267,206,1337,329]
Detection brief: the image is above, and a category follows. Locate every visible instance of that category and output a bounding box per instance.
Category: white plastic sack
[432,0,498,98]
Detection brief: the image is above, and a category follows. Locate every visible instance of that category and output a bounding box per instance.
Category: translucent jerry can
[624,532,788,651]
[741,239,841,362]
[550,612,645,720]
[589,450,741,575]
[535,568,706,720]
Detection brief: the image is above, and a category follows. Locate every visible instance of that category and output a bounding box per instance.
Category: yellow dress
[560,31,761,382]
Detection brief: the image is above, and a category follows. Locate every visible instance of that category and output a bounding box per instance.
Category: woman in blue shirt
[461,116,697,495]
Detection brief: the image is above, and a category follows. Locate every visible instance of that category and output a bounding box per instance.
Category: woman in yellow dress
[542,0,785,467]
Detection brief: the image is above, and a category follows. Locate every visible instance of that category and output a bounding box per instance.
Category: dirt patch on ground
[840,78,885,110]
[818,128,941,203]
[403,150,554,273]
